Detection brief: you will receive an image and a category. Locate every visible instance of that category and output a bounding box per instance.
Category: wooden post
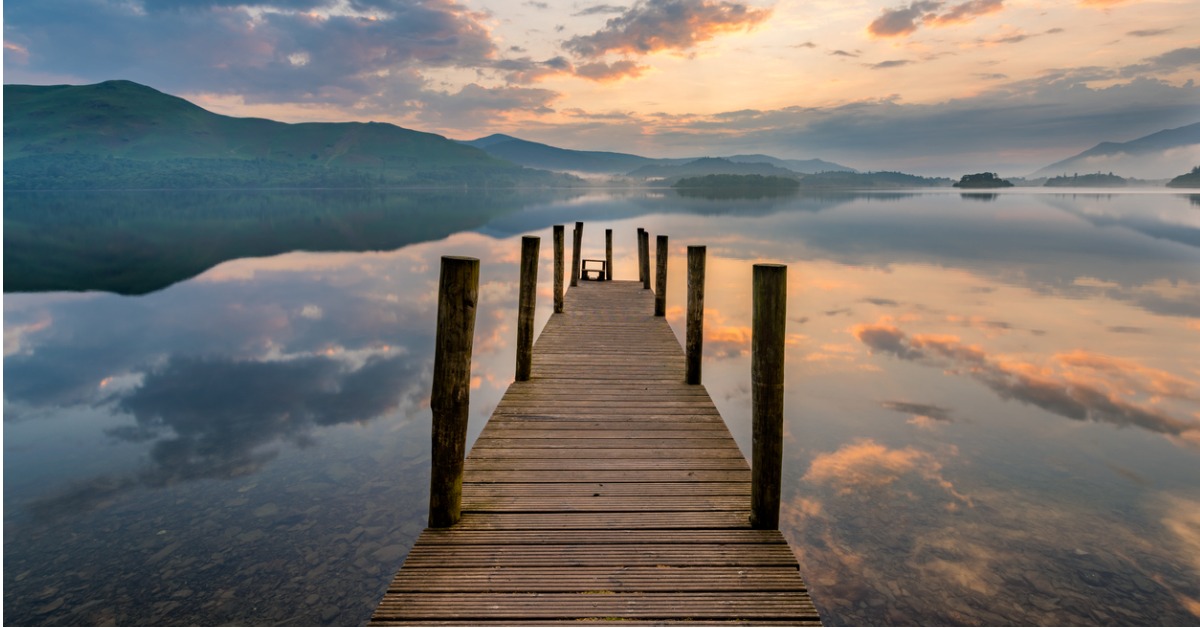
[605,229,613,281]
[750,263,786,530]
[515,236,540,382]
[428,256,480,529]
[636,228,645,283]
[553,225,564,313]
[640,230,651,290]
[570,221,583,287]
[686,246,706,385]
[654,235,668,316]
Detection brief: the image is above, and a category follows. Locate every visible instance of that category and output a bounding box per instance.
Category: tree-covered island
[953,172,1015,188]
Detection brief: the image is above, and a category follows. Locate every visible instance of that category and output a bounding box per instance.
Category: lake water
[4,188,1200,625]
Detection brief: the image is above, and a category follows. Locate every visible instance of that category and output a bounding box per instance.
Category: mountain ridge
[4,80,572,189]
[1031,122,1200,179]
[461,134,856,175]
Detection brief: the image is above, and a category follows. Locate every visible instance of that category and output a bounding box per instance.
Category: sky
[3,0,1200,174]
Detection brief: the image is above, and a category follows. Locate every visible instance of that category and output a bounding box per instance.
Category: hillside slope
[1031,122,1200,179]
[4,80,568,189]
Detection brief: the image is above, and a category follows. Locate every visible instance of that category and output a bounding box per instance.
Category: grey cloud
[563,0,772,58]
[4,0,498,111]
[1127,28,1173,37]
[1119,46,1200,78]
[573,3,629,15]
[422,84,558,127]
[868,1,941,37]
[574,59,646,81]
[870,59,912,69]
[831,50,859,57]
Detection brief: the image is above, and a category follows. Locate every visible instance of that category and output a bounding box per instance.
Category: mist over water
[5,189,1199,625]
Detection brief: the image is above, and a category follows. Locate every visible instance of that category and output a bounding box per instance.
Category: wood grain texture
[370,279,819,626]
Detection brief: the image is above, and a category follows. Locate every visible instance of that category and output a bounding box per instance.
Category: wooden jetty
[370,232,820,625]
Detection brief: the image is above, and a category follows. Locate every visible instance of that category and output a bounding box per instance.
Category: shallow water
[5,188,1199,625]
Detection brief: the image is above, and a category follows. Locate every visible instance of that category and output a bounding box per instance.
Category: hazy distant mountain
[4,80,569,189]
[722,154,856,174]
[627,157,799,180]
[460,134,671,173]
[463,134,855,175]
[1031,122,1200,180]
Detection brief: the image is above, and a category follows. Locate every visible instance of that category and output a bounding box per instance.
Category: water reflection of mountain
[479,189,920,237]
[3,189,577,295]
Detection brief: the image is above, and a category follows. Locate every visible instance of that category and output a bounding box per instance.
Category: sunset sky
[4,0,1199,173]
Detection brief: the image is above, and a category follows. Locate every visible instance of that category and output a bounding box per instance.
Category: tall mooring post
[750,263,786,530]
[553,225,564,313]
[654,235,668,316]
[571,222,583,288]
[640,230,651,290]
[515,236,540,382]
[428,256,480,529]
[636,228,646,283]
[686,246,706,385]
[605,229,613,281]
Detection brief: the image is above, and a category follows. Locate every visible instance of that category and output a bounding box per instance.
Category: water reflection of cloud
[881,400,954,424]
[803,439,970,505]
[854,320,1200,445]
[29,352,429,520]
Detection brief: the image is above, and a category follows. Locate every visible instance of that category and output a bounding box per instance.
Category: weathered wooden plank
[450,511,752,530]
[465,448,746,459]
[460,495,750,512]
[464,457,748,470]
[465,470,751,483]
[387,565,806,592]
[373,592,819,620]
[414,529,789,545]
[462,483,751,497]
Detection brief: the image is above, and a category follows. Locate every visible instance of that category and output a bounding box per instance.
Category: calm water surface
[4,189,1199,625]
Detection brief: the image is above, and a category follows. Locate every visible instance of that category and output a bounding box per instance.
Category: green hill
[1044,173,1128,187]
[798,170,951,189]
[1166,166,1200,188]
[462,134,664,173]
[4,80,572,189]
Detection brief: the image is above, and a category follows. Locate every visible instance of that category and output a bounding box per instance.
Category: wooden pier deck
[371,279,821,625]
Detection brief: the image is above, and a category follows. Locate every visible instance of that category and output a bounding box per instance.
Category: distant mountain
[460,134,668,173]
[722,154,856,174]
[4,80,571,189]
[462,134,855,175]
[627,157,799,180]
[1031,122,1200,180]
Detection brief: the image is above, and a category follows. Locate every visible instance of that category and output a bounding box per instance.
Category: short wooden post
[686,246,706,385]
[636,228,646,283]
[570,221,583,287]
[750,263,786,530]
[640,230,651,290]
[654,235,668,316]
[605,229,613,281]
[553,225,564,313]
[428,256,480,529]
[515,236,539,382]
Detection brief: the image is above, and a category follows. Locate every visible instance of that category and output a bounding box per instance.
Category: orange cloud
[575,60,648,82]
